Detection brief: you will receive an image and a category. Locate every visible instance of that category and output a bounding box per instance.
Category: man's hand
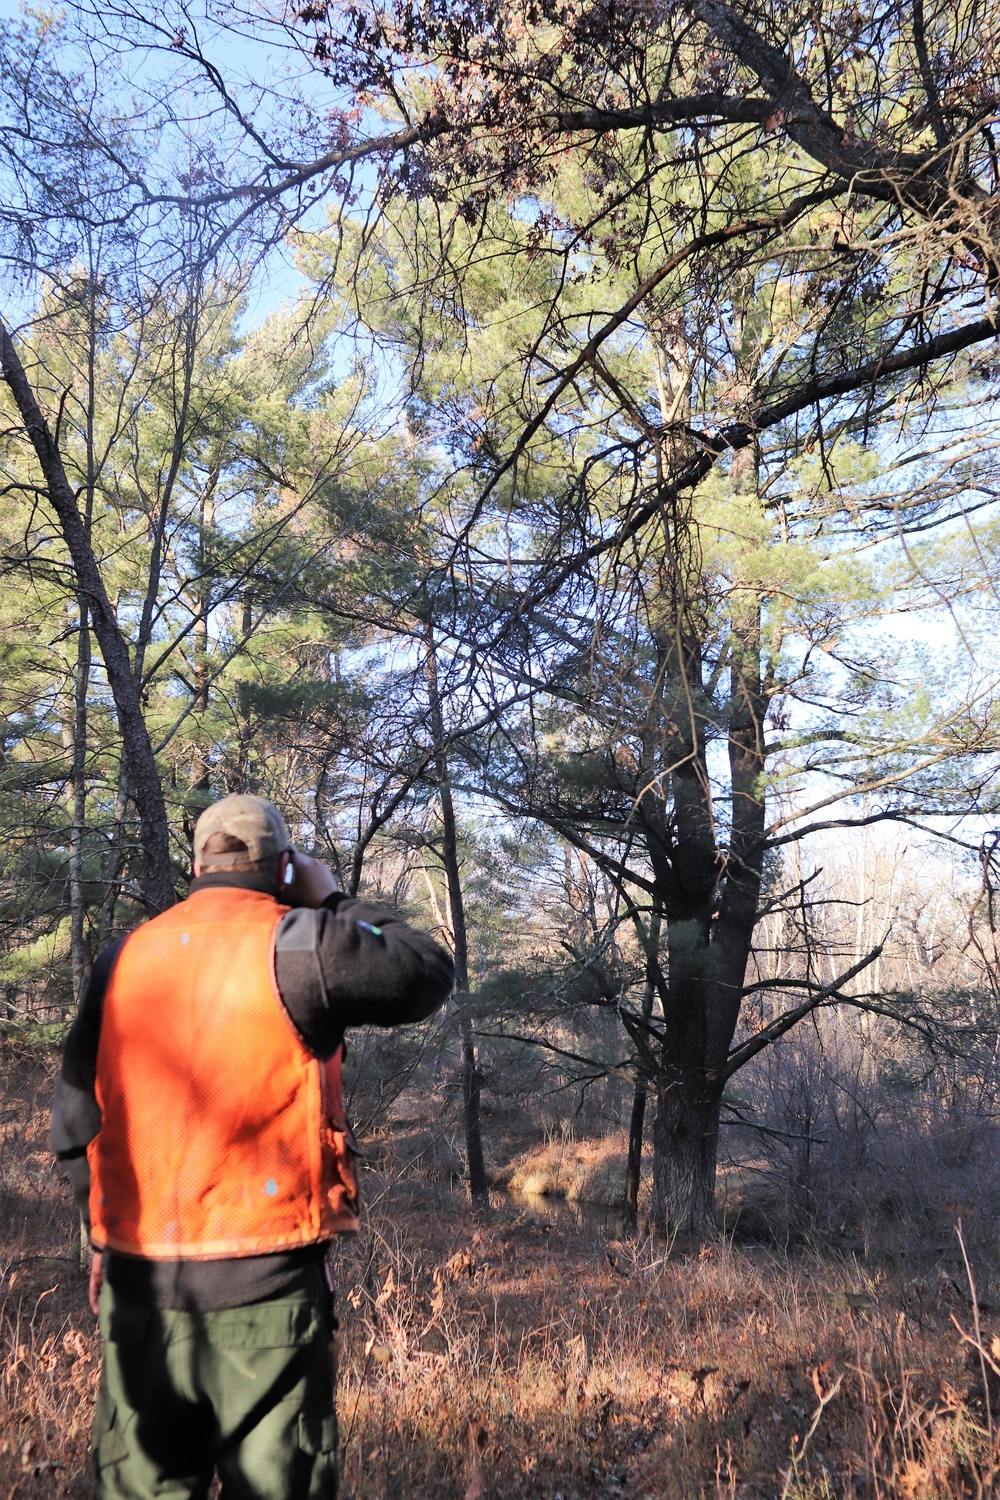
[89,1251,103,1316]
[288,852,338,908]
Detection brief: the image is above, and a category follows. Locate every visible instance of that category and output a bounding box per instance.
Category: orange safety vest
[89,886,360,1259]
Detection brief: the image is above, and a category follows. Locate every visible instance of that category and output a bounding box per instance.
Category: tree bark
[651,1071,723,1240]
[650,908,719,1236]
[0,319,175,912]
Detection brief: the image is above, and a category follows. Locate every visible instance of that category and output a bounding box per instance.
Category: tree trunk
[650,1071,723,1240]
[0,319,174,912]
[460,1014,487,1201]
[624,1080,648,1234]
[190,468,217,791]
[234,593,253,793]
[625,904,661,1232]
[648,903,718,1236]
[424,621,488,1202]
[67,276,99,999]
[644,590,720,1236]
[97,760,131,948]
[643,435,767,1240]
[68,597,92,1000]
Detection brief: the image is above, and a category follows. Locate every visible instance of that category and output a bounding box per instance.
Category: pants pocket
[298,1409,339,1500]
[92,1394,130,1475]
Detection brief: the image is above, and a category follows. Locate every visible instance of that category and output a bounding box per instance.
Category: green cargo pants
[93,1279,338,1500]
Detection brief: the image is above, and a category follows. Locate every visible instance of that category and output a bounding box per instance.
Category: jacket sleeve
[50,938,125,1230]
[274,894,455,1058]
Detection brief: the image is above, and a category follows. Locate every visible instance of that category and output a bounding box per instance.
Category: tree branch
[716,944,883,1084]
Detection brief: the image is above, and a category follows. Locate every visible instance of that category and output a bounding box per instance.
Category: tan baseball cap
[193,794,292,868]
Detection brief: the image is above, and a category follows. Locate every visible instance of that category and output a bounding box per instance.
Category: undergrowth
[3,1042,1000,1498]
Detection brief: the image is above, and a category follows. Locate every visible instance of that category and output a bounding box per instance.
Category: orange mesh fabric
[89,887,359,1259]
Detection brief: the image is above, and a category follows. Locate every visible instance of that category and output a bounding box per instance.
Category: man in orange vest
[51,794,455,1500]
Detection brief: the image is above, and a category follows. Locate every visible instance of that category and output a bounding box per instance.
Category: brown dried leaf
[375,1269,396,1308]
[443,1249,477,1280]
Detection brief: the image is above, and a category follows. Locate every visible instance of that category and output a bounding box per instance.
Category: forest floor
[3,1037,1000,1499]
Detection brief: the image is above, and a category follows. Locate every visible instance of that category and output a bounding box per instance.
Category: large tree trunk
[0,320,175,913]
[645,444,767,1239]
[644,578,722,1236]
[651,1069,723,1239]
[649,904,720,1237]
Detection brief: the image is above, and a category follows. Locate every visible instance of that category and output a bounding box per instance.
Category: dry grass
[1,1039,96,1499]
[505,1132,650,1212]
[4,1042,1000,1499]
[332,1151,1000,1500]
